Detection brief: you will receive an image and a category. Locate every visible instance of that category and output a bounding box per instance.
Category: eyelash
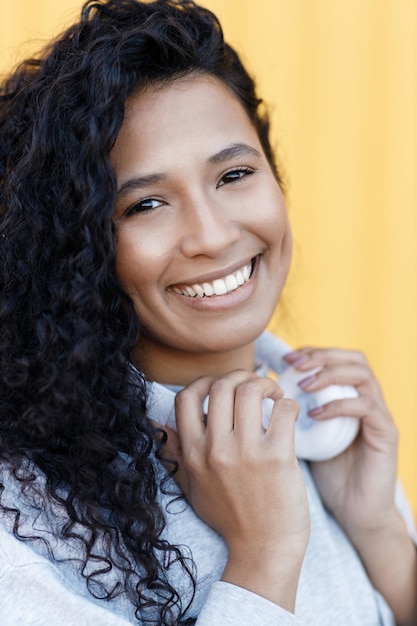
[125,197,164,217]
[217,166,255,187]
[123,166,255,216]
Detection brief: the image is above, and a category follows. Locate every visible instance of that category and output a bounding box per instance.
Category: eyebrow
[208,143,262,164]
[116,142,262,198]
[116,173,167,199]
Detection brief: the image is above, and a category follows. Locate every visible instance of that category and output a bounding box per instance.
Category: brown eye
[125,197,164,217]
[217,167,254,187]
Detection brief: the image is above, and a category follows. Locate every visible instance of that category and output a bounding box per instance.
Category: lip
[169,255,257,291]
[168,255,261,311]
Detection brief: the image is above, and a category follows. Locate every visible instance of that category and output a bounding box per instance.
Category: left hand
[284,346,399,538]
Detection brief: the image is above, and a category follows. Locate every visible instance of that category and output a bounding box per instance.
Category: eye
[217,166,255,188]
[124,197,164,217]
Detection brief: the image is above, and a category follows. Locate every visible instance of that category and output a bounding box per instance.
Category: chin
[198,321,269,355]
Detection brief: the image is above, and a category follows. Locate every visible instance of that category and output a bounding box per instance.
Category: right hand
[161,370,310,611]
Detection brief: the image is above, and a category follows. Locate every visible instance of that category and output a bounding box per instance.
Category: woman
[0,1,415,624]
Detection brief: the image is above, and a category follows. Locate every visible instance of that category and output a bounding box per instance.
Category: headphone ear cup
[146,332,361,460]
[276,365,360,461]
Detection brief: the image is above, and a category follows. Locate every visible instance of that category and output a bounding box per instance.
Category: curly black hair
[0,1,280,623]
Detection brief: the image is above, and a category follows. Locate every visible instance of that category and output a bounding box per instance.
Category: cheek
[115,226,172,303]
[114,230,149,295]
[258,190,291,249]
[260,193,292,283]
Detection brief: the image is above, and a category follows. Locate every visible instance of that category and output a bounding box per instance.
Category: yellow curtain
[1,0,416,515]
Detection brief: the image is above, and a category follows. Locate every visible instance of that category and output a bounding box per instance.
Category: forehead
[111,74,261,179]
[123,73,247,125]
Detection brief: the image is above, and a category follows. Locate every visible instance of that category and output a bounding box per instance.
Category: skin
[284,347,417,625]
[112,74,292,385]
[112,74,417,621]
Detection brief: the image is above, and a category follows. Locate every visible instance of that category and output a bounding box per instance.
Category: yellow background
[1,0,416,515]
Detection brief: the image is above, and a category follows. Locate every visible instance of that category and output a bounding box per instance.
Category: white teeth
[174,260,254,298]
[236,270,245,286]
[213,279,227,295]
[202,282,214,296]
[192,284,205,297]
[225,274,238,291]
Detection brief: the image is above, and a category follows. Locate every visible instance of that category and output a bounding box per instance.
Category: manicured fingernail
[308,405,324,416]
[298,374,317,389]
[292,356,309,368]
[284,353,310,367]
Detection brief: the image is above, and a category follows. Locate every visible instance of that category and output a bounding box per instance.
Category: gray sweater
[1,458,413,625]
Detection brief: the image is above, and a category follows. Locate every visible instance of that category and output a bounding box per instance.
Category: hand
[284,347,417,624]
[284,346,398,533]
[160,370,310,611]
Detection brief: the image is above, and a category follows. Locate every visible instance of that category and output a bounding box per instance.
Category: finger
[297,363,384,399]
[284,347,367,370]
[307,397,398,455]
[205,370,266,440]
[232,376,283,438]
[175,371,264,447]
[266,398,299,458]
[308,396,395,429]
[174,376,215,448]
[308,395,386,419]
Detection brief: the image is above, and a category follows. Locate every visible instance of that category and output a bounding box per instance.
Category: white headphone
[145,331,360,462]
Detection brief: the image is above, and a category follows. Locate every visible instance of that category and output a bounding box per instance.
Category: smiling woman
[1,0,416,525]
[0,1,416,625]
[112,75,292,382]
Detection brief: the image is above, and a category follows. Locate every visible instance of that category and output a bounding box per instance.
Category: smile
[172,259,255,298]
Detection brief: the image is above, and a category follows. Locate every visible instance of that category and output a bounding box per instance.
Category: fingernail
[298,374,317,389]
[308,405,324,416]
[283,351,300,361]
[292,356,309,368]
[284,353,310,368]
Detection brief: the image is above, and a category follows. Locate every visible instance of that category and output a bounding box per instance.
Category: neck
[132,337,256,386]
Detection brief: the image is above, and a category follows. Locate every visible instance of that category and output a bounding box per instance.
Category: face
[111,74,292,382]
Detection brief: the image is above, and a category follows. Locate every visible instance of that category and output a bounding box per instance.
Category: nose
[180,193,241,258]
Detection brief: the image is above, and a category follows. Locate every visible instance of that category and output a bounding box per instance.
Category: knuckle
[209,371,255,397]
[209,378,233,396]
[360,365,373,381]
[353,350,367,364]
[301,346,315,353]
[269,445,297,469]
[276,397,299,417]
[236,378,263,396]
[361,395,374,412]
[175,387,191,408]
[206,446,233,470]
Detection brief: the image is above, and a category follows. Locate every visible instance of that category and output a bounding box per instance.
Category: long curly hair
[0,1,279,623]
